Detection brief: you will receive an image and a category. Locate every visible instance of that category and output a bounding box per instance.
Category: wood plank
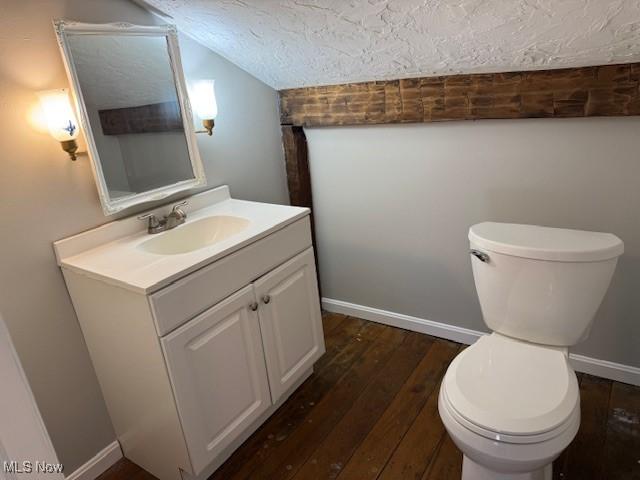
[313,316,367,372]
[421,434,462,480]
[210,319,384,480]
[378,384,444,480]
[321,312,348,335]
[292,332,435,479]
[602,381,640,479]
[562,374,612,479]
[131,467,157,480]
[279,63,640,127]
[229,325,408,479]
[95,459,142,480]
[337,340,460,480]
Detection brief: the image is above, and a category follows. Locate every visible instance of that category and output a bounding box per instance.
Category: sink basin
[139,215,250,255]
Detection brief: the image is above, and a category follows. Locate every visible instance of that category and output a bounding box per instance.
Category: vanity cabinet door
[254,247,325,403]
[161,285,271,475]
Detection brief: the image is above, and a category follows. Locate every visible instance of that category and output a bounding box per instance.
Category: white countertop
[54,187,309,294]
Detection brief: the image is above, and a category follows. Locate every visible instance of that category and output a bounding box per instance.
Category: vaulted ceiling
[141,0,640,90]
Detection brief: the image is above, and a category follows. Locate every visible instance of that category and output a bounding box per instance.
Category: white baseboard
[322,297,640,386]
[65,441,122,480]
[323,298,483,345]
[567,354,640,387]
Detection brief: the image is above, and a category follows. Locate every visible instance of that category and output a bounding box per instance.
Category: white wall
[306,117,640,368]
[0,0,287,472]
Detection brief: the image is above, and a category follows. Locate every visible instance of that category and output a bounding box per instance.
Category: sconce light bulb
[37,89,80,142]
[191,80,218,121]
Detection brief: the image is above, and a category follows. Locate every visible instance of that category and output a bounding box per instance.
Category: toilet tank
[469,222,623,347]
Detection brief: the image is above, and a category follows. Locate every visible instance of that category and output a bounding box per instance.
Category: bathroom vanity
[54,186,325,480]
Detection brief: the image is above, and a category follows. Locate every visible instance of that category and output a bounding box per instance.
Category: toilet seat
[442,333,579,444]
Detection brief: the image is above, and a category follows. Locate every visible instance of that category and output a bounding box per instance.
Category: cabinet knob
[262,295,271,304]
[249,302,258,311]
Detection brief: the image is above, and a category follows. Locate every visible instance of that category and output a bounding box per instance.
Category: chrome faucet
[138,200,188,234]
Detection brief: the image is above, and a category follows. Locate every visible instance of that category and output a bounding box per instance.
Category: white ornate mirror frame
[54,21,207,215]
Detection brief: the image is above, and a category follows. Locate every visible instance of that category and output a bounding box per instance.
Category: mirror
[55,21,206,215]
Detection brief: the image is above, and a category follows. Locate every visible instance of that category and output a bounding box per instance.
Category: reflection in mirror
[55,22,206,215]
[67,35,194,198]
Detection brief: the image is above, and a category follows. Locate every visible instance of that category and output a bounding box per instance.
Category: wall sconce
[37,89,80,160]
[191,80,217,136]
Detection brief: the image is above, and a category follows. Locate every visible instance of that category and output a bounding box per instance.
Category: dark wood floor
[99,313,640,480]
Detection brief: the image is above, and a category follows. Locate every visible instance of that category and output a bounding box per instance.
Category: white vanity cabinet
[56,196,325,480]
[161,248,323,474]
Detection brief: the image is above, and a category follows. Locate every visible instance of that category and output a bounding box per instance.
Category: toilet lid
[444,334,579,436]
[469,222,623,262]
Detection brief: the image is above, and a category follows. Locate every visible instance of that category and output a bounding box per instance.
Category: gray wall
[306,117,640,368]
[0,0,287,472]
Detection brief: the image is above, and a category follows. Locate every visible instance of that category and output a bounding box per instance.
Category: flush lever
[470,249,490,263]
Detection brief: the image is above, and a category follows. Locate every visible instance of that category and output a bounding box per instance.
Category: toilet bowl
[438,333,581,480]
[439,222,623,480]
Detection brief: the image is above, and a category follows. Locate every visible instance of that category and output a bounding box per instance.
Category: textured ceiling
[141,0,640,90]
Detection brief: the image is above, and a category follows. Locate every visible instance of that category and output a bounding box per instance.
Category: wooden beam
[279,63,640,127]
[281,125,322,295]
[281,126,312,208]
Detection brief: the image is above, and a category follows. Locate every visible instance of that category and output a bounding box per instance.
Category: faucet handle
[171,200,188,213]
[169,201,188,223]
[138,213,161,233]
[138,212,158,223]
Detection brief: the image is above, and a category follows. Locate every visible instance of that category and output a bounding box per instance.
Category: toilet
[438,222,624,480]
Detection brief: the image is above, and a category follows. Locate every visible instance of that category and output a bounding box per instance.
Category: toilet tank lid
[469,222,624,262]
